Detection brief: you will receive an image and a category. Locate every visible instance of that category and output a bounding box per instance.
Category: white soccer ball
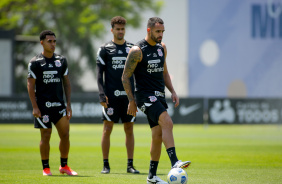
[167,168,188,184]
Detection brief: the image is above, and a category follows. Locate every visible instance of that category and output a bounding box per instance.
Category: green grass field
[0,124,281,184]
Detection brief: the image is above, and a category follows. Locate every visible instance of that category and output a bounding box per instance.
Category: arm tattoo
[122,47,142,102]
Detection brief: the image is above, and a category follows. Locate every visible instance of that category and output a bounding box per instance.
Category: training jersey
[27,53,68,107]
[96,40,134,101]
[134,39,165,95]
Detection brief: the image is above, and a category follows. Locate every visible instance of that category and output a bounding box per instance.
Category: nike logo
[179,103,201,116]
[41,63,46,66]
[110,49,115,52]
[147,53,151,56]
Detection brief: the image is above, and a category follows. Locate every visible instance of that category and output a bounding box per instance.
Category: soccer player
[122,17,191,184]
[27,30,77,176]
[96,16,139,174]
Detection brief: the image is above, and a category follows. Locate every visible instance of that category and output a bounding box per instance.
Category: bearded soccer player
[96,16,139,174]
[27,30,77,176]
[122,17,191,184]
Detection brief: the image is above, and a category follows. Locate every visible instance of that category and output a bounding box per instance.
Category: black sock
[128,159,133,167]
[148,161,159,179]
[61,158,68,167]
[103,159,109,167]
[42,159,50,169]
[167,147,178,167]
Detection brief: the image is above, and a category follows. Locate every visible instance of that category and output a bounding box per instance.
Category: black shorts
[34,102,66,129]
[135,91,168,128]
[102,98,136,123]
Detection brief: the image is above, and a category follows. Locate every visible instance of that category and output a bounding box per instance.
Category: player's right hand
[127,100,138,117]
[33,107,41,118]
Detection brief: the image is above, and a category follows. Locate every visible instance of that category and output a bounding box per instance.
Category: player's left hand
[171,92,179,108]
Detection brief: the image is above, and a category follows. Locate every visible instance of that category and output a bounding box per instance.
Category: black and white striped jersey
[96,40,134,102]
[27,53,68,106]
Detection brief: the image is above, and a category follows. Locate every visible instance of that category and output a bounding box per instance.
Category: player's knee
[60,131,70,140]
[41,131,51,142]
[103,125,113,135]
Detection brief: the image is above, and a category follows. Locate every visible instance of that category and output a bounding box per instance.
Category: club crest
[148,96,157,102]
[54,60,62,67]
[42,115,49,123]
[157,49,163,57]
[107,108,114,116]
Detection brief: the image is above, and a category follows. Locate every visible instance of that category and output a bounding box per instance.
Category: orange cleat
[59,165,78,175]
[43,168,52,176]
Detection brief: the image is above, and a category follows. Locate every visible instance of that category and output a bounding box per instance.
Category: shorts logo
[42,115,49,123]
[140,104,146,112]
[149,96,157,102]
[157,49,163,57]
[59,109,66,115]
[54,60,62,67]
[107,108,114,116]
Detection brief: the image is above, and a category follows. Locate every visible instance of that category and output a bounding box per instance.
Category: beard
[151,34,162,43]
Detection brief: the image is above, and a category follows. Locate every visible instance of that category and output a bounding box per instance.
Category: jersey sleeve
[96,46,107,102]
[27,59,37,79]
[61,56,69,76]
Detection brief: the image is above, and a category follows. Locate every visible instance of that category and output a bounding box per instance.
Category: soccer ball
[167,168,188,184]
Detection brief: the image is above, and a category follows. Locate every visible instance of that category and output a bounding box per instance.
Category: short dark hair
[147,17,164,28]
[111,16,126,28]
[39,30,56,41]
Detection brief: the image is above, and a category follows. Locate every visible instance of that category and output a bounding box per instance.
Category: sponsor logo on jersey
[153,53,157,57]
[42,115,49,123]
[43,71,60,84]
[45,101,62,108]
[157,49,163,57]
[54,60,62,67]
[114,90,127,97]
[118,50,123,54]
[48,64,53,68]
[147,59,164,74]
[112,57,126,70]
[148,96,157,102]
[107,108,114,116]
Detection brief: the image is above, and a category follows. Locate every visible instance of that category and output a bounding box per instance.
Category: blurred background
[1,0,282,124]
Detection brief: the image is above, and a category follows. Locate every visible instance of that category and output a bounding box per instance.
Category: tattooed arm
[122,46,142,117]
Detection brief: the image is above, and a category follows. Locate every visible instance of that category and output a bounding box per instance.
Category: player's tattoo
[122,47,142,102]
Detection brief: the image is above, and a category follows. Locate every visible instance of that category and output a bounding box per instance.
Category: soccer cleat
[172,160,191,169]
[59,165,78,175]
[43,168,52,176]
[101,165,110,174]
[147,176,168,184]
[127,166,140,174]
